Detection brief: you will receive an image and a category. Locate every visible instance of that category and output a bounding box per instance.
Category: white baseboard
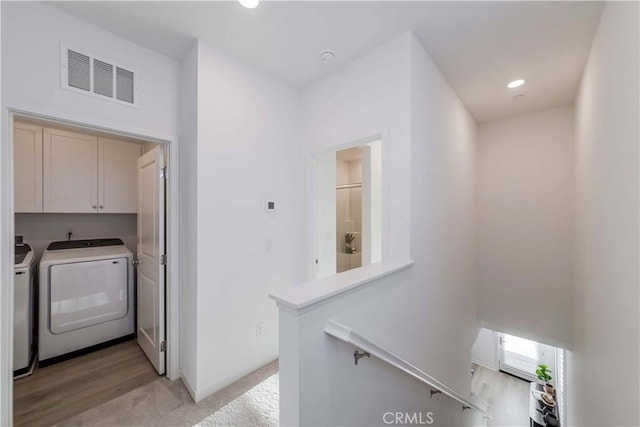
[194,354,279,403]
[181,372,197,402]
[472,360,498,372]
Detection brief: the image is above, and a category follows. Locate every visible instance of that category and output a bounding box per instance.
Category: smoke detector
[320,50,335,65]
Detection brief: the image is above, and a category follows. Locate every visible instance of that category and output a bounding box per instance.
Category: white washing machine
[39,238,134,363]
[14,242,36,376]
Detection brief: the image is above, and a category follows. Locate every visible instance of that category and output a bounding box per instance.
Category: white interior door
[313,151,337,278]
[137,146,166,374]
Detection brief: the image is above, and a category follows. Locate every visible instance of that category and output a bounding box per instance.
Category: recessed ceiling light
[507,79,525,89]
[320,50,335,65]
[238,0,259,9]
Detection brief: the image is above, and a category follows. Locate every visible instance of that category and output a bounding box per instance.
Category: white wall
[336,158,362,186]
[409,33,478,394]
[336,159,348,186]
[568,3,639,426]
[282,31,479,425]
[0,4,7,425]
[279,269,485,427]
[313,151,337,278]
[348,160,362,184]
[367,141,383,264]
[179,42,199,396]
[1,1,179,141]
[301,33,412,266]
[15,213,137,259]
[184,41,305,401]
[471,329,498,371]
[476,105,575,348]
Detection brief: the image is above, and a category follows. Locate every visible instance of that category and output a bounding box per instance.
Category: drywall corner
[179,40,199,396]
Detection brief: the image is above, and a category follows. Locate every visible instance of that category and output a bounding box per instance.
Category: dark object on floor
[544,413,559,427]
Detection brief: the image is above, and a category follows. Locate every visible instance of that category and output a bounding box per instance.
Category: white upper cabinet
[15,125,143,214]
[14,123,43,213]
[98,138,142,213]
[43,128,99,213]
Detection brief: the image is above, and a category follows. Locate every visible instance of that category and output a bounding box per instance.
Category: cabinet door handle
[99,205,104,209]
[92,205,97,209]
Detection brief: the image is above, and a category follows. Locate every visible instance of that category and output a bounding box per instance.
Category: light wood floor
[14,339,159,427]
[471,364,531,427]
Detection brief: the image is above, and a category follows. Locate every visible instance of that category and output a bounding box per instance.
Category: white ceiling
[49,1,603,123]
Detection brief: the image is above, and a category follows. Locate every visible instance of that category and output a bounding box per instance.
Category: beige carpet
[194,374,279,426]
[55,360,278,427]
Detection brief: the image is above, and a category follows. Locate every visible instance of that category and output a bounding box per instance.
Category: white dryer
[39,238,134,363]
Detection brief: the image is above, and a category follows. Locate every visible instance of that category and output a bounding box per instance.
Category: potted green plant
[536,364,554,394]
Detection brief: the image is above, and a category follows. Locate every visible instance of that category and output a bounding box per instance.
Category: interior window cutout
[313,139,382,278]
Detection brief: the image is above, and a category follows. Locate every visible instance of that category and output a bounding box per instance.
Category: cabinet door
[14,123,43,212]
[98,138,142,213]
[43,128,98,213]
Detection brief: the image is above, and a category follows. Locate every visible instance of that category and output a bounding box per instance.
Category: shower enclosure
[336,146,363,273]
[337,184,362,272]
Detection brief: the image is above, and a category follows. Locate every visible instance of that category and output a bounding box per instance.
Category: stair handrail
[325,319,493,419]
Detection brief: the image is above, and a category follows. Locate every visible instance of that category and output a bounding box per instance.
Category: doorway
[498,333,556,383]
[471,328,566,427]
[7,113,173,425]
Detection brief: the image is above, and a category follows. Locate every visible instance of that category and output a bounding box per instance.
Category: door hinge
[160,341,167,352]
[160,254,167,265]
[160,167,168,179]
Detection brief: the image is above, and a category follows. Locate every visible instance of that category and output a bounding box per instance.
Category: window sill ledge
[269,258,414,315]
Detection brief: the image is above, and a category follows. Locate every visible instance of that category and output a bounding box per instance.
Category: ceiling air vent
[61,44,138,107]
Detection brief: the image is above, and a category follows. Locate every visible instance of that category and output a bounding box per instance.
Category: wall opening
[312,138,382,279]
